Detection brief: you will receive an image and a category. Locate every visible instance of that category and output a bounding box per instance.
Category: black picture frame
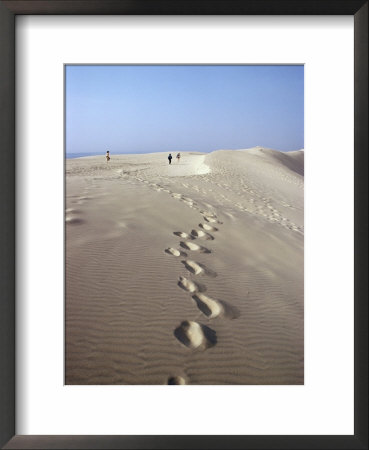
[0,1,367,449]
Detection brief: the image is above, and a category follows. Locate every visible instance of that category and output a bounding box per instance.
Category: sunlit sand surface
[66,148,304,385]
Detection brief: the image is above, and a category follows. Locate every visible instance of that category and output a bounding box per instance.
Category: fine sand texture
[65,148,304,385]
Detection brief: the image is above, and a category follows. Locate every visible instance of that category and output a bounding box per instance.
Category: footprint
[180,241,211,253]
[177,276,205,293]
[199,223,218,232]
[183,200,195,207]
[192,294,239,319]
[65,216,84,225]
[192,294,222,318]
[167,376,186,385]
[191,229,214,240]
[173,231,194,240]
[174,320,217,350]
[65,208,81,214]
[200,210,217,218]
[181,260,217,278]
[181,260,204,275]
[165,247,187,257]
[203,216,221,224]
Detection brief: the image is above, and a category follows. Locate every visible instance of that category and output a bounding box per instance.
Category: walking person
[176,152,181,163]
[168,153,173,165]
[106,150,110,162]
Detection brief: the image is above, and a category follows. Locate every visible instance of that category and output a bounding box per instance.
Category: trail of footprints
[164,202,239,385]
[66,187,95,224]
[69,175,300,383]
[128,172,303,234]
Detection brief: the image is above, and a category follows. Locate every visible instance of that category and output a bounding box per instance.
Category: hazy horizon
[66,146,304,159]
[66,65,304,155]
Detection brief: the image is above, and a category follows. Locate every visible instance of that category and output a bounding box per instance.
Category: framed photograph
[64,63,305,388]
[0,1,367,449]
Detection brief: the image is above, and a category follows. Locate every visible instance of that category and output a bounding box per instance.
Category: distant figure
[168,153,172,165]
[106,150,110,162]
[176,152,181,162]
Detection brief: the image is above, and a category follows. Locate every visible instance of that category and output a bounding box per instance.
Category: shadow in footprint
[180,241,211,253]
[192,294,240,319]
[191,230,214,240]
[181,260,203,275]
[165,248,187,257]
[181,260,217,278]
[174,320,217,350]
[204,216,223,224]
[66,217,85,225]
[167,376,186,385]
[177,276,206,293]
[192,296,213,317]
[65,208,82,214]
[173,231,194,240]
[199,223,218,232]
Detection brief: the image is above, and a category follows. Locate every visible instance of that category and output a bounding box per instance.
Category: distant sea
[66,152,104,159]
[66,151,169,158]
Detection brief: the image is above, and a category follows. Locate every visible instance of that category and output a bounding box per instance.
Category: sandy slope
[65,148,304,385]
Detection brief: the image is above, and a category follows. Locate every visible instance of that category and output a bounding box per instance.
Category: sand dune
[66,148,304,385]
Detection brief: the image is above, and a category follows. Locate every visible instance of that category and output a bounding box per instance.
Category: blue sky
[65,65,304,155]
